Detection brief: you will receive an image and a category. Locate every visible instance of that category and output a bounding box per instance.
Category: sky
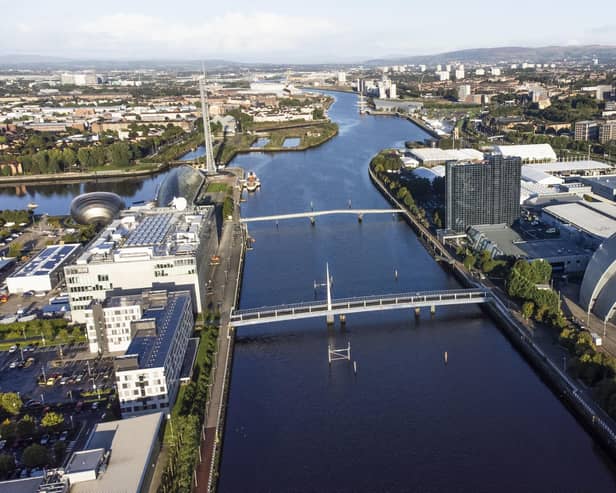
[2,0,616,62]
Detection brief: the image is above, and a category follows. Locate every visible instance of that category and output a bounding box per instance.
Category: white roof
[72,412,164,493]
[544,202,616,240]
[521,166,564,185]
[409,148,484,163]
[412,167,444,182]
[531,160,612,174]
[493,144,557,161]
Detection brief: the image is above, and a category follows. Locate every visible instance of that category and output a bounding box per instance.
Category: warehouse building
[68,412,164,493]
[64,205,217,323]
[579,175,616,201]
[467,224,591,274]
[6,244,81,294]
[541,201,616,246]
[492,143,557,163]
[114,290,193,417]
[407,148,484,166]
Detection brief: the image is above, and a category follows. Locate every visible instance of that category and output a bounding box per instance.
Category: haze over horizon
[3,0,616,63]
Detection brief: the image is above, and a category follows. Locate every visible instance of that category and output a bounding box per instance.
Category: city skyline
[3,0,616,62]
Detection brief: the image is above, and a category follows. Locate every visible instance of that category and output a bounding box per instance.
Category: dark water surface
[217,92,616,492]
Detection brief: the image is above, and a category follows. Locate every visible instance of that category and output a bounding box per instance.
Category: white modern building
[83,290,175,354]
[64,205,218,323]
[6,244,81,294]
[114,290,193,417]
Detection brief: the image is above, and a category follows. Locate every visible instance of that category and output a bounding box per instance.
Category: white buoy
[353,361,357,374]
[394,269,398,280]
[444,351,448,364]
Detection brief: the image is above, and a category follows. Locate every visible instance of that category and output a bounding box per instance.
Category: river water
[4,92,616,491]
[216,91,616,492]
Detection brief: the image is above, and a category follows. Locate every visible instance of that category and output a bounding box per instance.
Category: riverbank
[0,162,170,186]
[368,163,616,462]
[194,184,246,492]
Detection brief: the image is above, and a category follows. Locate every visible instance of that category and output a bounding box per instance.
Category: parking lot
[0,344,115,405]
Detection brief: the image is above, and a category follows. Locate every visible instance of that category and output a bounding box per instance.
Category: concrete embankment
[368,164,616,461]
[0,163,170,186]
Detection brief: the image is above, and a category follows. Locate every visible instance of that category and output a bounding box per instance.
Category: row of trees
[0,319,81,343]
[159,325,218,492]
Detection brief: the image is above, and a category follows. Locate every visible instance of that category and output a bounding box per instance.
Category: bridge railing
[231,288,491,318]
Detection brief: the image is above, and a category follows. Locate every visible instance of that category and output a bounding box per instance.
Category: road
[194,178,245,492]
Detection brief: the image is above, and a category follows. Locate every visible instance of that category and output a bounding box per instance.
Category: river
[216,91,616,492]
[4,91,616,491]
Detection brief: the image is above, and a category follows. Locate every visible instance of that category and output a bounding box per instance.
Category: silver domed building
[70,192,126,225]
[156,165,204,207]
[580,232,616,321]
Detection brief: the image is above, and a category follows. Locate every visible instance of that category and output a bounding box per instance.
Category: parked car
[8,345,17,354]
[40,435,49,445]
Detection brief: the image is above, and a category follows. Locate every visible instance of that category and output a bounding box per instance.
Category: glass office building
[446,155,522,232]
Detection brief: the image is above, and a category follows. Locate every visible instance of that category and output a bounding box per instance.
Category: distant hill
[365,45,616,65]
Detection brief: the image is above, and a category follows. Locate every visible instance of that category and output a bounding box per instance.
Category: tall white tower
[199,74,216,174]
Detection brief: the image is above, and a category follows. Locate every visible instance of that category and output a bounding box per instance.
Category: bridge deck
[240,209,403,223]
[230,289,491,326]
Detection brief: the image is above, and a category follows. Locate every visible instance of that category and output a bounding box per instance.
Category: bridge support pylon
[339,314,346,325]
[310,217,315,226]
[357,213,363,223]
[430,305,436,315]
[414,307,421,317]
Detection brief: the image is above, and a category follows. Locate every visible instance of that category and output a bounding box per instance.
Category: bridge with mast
[230,264,493,328]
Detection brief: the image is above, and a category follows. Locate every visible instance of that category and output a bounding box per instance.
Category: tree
[0,454,15,479]
[463,253,476,270]
[41,411,64,429]
[522,301,534,320]
[432,210,442,228]
[0,392,22,415]
[53,441,66,467]
[17,415,35,438]
[21,444,50,469]
[62,148,77,170]
[108,142,131,167]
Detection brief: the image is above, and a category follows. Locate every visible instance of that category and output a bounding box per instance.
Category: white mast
[199,70,216,174]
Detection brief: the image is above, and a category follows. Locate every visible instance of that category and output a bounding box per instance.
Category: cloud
[74,12,338,58]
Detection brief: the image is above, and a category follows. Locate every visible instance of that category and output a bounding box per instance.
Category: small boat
[27,202,38,209]
[244,171,261,192]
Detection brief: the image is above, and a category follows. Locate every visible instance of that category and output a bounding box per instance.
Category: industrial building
[492,143,557,163]
[580,233,616,322]
[64,205,218,323]
[445,154,522,232]
[67,412,164,493]
[114,291,193,417]
[467,224,590,274]
[6,244,81,294]
[541,201,616,245]
[579,175,616,200]
[407,148,484,166]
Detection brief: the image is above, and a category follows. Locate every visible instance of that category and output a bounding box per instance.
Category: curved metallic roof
[580,232,616,321]
[70,192,125,225]
[156,165,204,207]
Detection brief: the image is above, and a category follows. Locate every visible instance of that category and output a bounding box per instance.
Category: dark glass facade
[445,155,521,232]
